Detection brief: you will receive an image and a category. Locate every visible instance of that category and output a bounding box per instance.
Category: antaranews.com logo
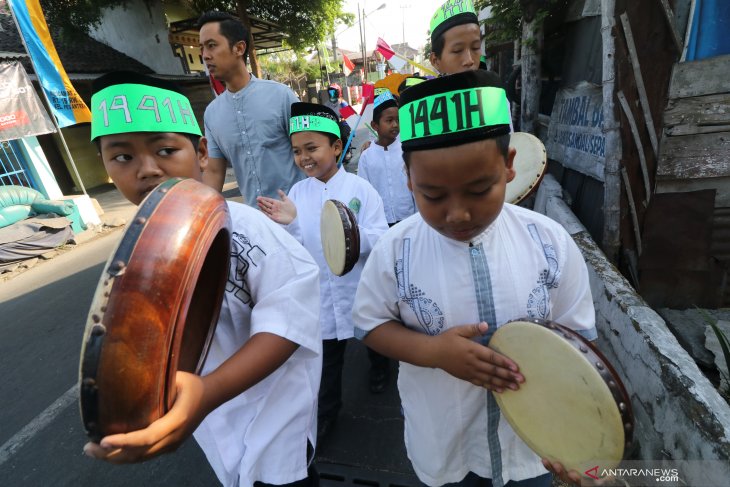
[585,465,680,484]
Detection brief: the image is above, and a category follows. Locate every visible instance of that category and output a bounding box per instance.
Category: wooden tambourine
[489,318,633,475]
[320,199,360,276]
[506,132,547,204]
[79,178,231,442]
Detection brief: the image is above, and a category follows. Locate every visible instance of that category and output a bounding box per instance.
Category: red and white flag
[342,53,355,76]
[340,83,376,134]
[375,38,408,72]
[204,64,226,96]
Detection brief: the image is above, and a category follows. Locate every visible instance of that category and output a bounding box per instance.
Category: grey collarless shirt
[204,76,303,205]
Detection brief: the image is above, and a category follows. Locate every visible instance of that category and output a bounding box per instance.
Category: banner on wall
[0,61,56,142]
[547,82,606,181]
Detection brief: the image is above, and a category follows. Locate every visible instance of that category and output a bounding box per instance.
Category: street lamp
[358,2,386,80]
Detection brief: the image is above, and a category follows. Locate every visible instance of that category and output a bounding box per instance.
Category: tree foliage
[39,0,137,39]
[40,0,351,52]
[186,1,352,51]
[475,0,568,49]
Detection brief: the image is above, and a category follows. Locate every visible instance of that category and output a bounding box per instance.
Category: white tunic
[358,138,416,224]
[353,204,597,486]
[193,202,322,487]
[286,167,388,340]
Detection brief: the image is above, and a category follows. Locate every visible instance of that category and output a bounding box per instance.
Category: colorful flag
[342,53,355,76]
[375,38,408,72]
[8,0,91,127]
[340,100,376,138]
[204,64,226,96]
[375,37,437,76]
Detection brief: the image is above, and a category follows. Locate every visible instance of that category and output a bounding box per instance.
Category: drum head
[490,320,630,474]
[79,178,231,442]
[320,199,360,276]
[506,132,547,205]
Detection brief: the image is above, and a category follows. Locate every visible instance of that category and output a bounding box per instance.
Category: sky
[335,0,446,53]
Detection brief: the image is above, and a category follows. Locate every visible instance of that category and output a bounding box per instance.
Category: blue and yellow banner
[8,0,91,127]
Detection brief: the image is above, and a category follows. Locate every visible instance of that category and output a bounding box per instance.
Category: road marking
[0,384,78,466]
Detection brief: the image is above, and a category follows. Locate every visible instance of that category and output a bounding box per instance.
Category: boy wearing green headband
[257,102,388,441]
[84,72,323,487]
[429,0,482,75]
[353,71,597,487]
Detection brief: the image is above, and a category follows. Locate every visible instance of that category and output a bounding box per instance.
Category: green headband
[430,0,478,41]
[289,115,341,138]
[399,86,510,143]
[91,84,201,140]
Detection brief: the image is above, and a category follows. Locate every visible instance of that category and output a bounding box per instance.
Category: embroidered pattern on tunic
[227,232,266,308]
[395,238,445,335]
[526,223,560,319]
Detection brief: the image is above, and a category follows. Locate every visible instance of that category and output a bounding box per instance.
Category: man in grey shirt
[198,11,303,203]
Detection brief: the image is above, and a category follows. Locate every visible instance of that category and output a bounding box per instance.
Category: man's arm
[203,157,228,193]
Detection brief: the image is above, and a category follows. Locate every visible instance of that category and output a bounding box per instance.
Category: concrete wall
[57,125,110,191]
[535,174,730,484]
[90,0,184,75]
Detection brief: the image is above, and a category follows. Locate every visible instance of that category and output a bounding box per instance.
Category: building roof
[169,13,287,54]
[0,16,153,76]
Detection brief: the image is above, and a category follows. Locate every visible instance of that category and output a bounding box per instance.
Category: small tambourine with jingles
[79,178,231,442]
[489,319,633,476]
[320,199,360,276]
[506,132,547,205]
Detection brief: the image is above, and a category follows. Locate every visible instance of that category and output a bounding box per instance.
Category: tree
[476,0,566,134]
[40,0,350,77]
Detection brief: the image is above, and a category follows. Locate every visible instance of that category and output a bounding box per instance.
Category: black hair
[431,34,446,57]
[91,71,201,150]
[403,133,511,169]
[196,11,250,63]
[373,101,398,123]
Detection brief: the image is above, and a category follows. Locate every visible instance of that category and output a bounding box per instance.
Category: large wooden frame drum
[79,178,231,442]
[489,319,633,475]
[320,199,360,276]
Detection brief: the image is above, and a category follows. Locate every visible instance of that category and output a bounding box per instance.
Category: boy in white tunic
[257,103,389,440]
[83,72,322,487]
[352,71,598,487]
[358,91,416,227]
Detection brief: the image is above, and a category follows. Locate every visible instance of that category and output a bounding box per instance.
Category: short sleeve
[246,224,321,355]
[551,230,597,341]
[352,238,400,339]
[204,108,224,159]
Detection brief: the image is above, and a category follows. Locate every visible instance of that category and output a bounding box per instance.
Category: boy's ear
[429,51,440,72]
[197,136,209,172]
[505,146,516,183]
[333,137,343,157]
[370,119,378,130]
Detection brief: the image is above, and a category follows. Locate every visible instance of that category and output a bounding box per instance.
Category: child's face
[291,131,341,182]
[372,107,400,144]
[407,139,516,242]
[430,23,482,75]
[99,132,206,205]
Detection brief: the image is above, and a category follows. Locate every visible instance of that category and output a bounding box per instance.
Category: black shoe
[317,415,336,442]
[369,367,389,394]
